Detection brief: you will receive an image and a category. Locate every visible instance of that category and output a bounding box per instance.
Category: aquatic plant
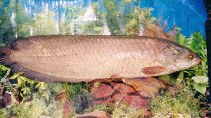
[85,104,114,116]
[15,1,33,38]
[176,32,208,94]
[112,104,146,118]
[81,21,104,35]
[0,65,48,102]
[0,81,78,118]
[32,10,59,35]
[0,94,64,118]
[63,82,88,99]
[85,104,146,118]
[150,90,201,118]
[0,108,9,118]
[0,1,16,45]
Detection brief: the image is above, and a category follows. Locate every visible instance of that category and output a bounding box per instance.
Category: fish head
[159,42,201,71]
[173,47,201,69]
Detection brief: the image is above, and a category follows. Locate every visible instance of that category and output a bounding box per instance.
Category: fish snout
[192,55,202,65]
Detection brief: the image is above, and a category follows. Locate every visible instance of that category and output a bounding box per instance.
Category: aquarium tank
[0,0,209,118]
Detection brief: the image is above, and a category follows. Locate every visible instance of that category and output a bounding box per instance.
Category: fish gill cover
[0,0,209,118]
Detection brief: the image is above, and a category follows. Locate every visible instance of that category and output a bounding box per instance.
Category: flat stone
[0,92,12,108]
[111,82,135,94]
[88,77,167,111]
[138,91,156,98]
[55,92,68,101]
[63,101,72,118]
[122,95,148,109]
[123,77,167,97]
[112,93,127,104]
[112,94,148,109]
[93,96,113,105]
[90,83,114,99]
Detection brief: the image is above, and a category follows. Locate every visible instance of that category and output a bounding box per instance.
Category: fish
[0,35,201,83]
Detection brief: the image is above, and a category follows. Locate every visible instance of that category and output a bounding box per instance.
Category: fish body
[0,35,201,82]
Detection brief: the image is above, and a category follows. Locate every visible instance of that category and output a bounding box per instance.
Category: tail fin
[0,47,14,66]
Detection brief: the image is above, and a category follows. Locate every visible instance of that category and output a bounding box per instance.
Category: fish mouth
[174,57,202,70]
[193,57,202,65]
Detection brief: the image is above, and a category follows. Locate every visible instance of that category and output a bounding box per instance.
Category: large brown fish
[0,35,201,82]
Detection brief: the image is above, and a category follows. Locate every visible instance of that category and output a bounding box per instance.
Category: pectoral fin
[142,66,166,75]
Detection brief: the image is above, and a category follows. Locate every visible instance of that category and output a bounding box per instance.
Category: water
[139,0,207,37]
[1,0,207,37]
[0,1,208,117]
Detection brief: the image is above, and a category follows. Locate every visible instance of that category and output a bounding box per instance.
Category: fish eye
[188,52,195,59]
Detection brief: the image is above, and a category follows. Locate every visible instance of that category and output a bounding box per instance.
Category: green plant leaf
[35,82,46,90]
[176,71,184,85]
[18,76,29,82]
[10,72,23,79]
[193,83,207,94]
[176,33,187,46]
[21,87,31,94]
[17,77,24,87]
[94,27,103,32]
[192,76,208,84]
[0,65,10,71]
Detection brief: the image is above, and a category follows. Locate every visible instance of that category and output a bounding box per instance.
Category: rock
[124,77,166,89]
[112,94,149,109]
[93,96,113,105]
[89,77,166,99]
[122,95,148,109]
[0,91,18,108]
[143,110,152,118]
[112,94,148,109]
[55,92,68,101]
[90,83,114,99]
[123,77,167,97]
[111,82,135,94]
[77,111,111,118]
[112,93,127,104]
[71,94,92,113]
[0,92,12,108]
[55,91,73,117]
[88,77,167,111]
[63,101,72,118]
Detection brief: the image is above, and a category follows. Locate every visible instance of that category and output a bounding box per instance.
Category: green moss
[4,92,64,118]
[150,91,202,118]
[81,21,104,35]
[63,82,89,99]
[112,104,146,118]
[48,83,64,95]
[85,104,115,114]
[158,74,176,85]
[0,109,10,118]
[85,104,146,118]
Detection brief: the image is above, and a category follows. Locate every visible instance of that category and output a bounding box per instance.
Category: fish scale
[0,35,201,82]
